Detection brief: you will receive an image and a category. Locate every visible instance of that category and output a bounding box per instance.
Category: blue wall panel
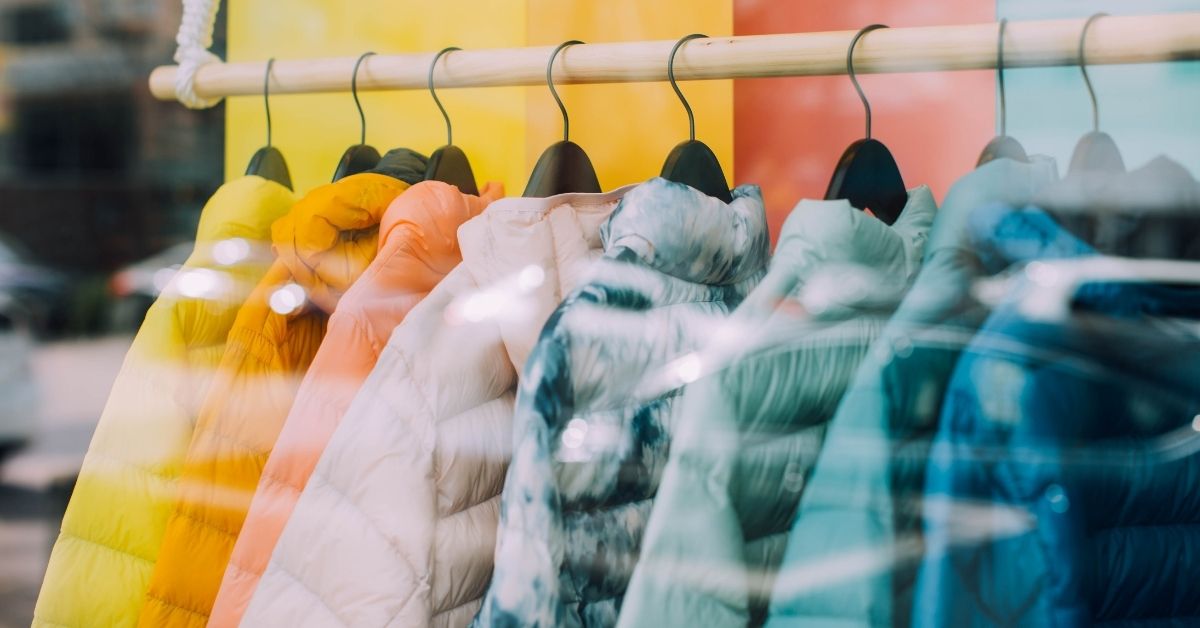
[999,0,1200,175]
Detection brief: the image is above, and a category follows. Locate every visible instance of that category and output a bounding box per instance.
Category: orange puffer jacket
[208,180,504,627]
[137,167,415,628]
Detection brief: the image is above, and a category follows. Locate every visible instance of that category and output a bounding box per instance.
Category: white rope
[173,0,223,109]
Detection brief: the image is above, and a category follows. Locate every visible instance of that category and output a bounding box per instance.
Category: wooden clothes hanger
[659,33,732,203]
[978,19,1029,167]
[244,57,293,190]
[424,47,479,195]
[523,40,602,197]
[332,51,383,182]
[824,24,907,226]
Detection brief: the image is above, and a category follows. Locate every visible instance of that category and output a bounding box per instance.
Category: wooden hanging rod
[149,13,1200,102]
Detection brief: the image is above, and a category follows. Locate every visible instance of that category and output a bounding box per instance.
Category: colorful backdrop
[226,0,1200,243]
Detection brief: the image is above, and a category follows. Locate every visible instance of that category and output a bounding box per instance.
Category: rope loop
[173,0,223,109]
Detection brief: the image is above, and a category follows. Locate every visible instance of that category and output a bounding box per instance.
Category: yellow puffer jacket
[32,175,295,628]
[138,171,412,628]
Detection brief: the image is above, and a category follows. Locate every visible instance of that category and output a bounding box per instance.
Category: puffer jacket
[209,180,504,627]
[619,187,936,628]
[240,185,634,628]
[915,206,1200,627]
[766,157,1059,628]
[31,176,294,628]
[474,178,771,627]
[140,154,424,628]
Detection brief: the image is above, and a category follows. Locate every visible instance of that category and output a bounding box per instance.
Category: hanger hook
[847,24,888,139]
[996,19,1009,138]
[669,33,707,142]
[429,47,461,146]
[546,40,584,143]
[262,58,275,148]
[1079,13,1107,133]
[351,51,376,146]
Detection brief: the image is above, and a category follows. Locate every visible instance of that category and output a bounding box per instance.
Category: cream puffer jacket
[240,186,633,627]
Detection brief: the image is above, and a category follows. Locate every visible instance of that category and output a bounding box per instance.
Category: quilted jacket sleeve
[765,255,982,628]
[32,177,293,628]
[207,309,381,626]
[472,302,575,628]
[759,294,978,627]
[620,313,883,628]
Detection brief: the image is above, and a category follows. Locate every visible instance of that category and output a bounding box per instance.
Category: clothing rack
[148,13,1200,103]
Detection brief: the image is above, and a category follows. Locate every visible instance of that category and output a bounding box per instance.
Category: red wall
[734,0,996,242]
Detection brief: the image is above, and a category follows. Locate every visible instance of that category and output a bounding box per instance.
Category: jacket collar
[378,180,504,264]
[928,155,1059,255]
[455,185,635,369]
[600,177,770,286]
[743,185,937,317]
[459,185,636,289]
[195,175,295,244]
[271,172,411,314]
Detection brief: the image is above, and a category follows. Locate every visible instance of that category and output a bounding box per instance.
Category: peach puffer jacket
[138,168,415,627]
[208,180,504,627]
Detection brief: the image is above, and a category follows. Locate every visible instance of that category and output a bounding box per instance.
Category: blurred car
[0,292,38,458]
[107,241,193,331]
[0,232,70,338]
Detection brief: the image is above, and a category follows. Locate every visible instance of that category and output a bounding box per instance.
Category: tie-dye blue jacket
[474,178,770,627]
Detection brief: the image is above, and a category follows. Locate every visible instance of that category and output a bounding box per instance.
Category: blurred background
[0,1,222,624]
[0,0,1196,625]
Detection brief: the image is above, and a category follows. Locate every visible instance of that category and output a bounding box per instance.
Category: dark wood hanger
[245,58,292,190]
[826,138,906,225]
[660,34,732,203]
[524,40,601,197]
[333,52,382,182]
[247,147,291,190]
[977,19,1029,167]
[825,24,906,225]
[333,145,382,182]
[424,47,479,195]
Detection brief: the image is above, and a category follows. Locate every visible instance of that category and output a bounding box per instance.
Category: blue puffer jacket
[916,251,1200,627]
[473,178,770,627]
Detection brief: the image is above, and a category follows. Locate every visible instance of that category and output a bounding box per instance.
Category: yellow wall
[226,0,732,195]
[524,0,732,190]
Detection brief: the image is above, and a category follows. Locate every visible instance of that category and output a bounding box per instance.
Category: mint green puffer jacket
[618,187,936,628]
